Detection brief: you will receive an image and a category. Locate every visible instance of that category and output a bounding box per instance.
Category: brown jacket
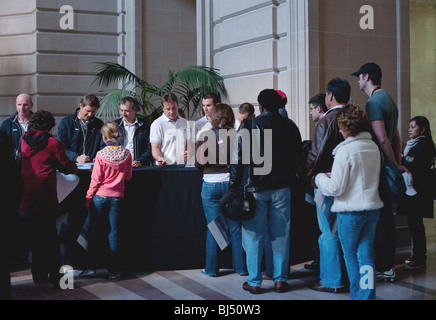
[305,107,344,187]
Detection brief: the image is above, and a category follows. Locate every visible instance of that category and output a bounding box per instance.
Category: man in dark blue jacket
[115,97,152,167]
[0,93,34,161]
[57,94,103,163]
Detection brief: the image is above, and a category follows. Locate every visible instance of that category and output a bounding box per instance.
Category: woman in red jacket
[20,110,78,285]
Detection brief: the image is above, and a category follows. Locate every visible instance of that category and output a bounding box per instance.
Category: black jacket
[230,111,303,192]
[0,112,33,159]
[399,137,436,218]
[56,109,104,162]
[115,117,153,166]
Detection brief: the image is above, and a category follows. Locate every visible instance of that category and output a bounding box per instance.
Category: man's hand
[156,156,166,167]
[76,154,91,163]
[397,164,409,174]
[181,151,189,161]
[132,160,142,168]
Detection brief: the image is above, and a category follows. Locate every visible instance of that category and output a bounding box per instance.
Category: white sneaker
[376,268,396,282]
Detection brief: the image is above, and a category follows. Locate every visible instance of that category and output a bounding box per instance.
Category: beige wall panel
[37,96,88,115]
[224,73,277,107]
[0,14,36,36]
[142,0,197,87]
[36,75,101,95]
[36,33,119,54]
[0,35,36,56]
[215,40,276,76]
[0,55,36,76]
[213,6,275,50]
[0,0,36,15]
[213,0,266,19]
[36,0,119,12]
[36,54,118,74]
[0,76,36,99]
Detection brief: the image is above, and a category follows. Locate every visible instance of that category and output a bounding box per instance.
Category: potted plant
[91,62,228,122]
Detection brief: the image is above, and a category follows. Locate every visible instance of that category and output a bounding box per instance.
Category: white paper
[57,172,80,202]
[314,189,325,209]
[77,234,88,251]
[207,219,230,251]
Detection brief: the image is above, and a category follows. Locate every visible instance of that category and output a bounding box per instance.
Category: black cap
[351,62,382,82]
[257,89,282,112]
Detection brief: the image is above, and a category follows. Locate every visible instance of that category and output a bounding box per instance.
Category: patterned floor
[9,219,436,301]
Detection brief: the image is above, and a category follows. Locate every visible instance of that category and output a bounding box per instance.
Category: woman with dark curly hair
[314,104,384,300]
[20,110,78,285]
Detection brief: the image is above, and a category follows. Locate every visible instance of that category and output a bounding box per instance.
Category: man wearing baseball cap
[276,90,289,119]
[351,62,408,282]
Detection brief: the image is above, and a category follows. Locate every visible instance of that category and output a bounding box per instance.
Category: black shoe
[32,273,48,285]
[309,281,344,294]
[404,260,426,270]
[304,260,320,271]
[243,282,261,294]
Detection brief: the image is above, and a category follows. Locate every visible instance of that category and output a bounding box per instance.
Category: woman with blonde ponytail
[82,121,132,280]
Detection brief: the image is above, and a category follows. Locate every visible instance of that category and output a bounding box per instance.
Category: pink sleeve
[86,155,104,199]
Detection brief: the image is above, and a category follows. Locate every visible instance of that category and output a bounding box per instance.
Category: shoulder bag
[379,153,406,204]
[219,122,256,221]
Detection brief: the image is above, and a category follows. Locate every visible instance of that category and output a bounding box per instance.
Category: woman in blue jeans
[315,104,384,300]
[196,104,247,276]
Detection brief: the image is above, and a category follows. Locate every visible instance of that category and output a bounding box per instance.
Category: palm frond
[175,66,228,98]
[90,62,228,121]
[96,89,130,122]
[91,62,146,88]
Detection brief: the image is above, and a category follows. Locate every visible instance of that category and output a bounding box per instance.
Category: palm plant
[91,62,228,122]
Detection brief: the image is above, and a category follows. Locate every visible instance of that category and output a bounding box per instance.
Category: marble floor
[9,218,436,301]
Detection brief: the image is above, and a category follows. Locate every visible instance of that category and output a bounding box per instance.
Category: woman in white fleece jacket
[315,104,384,300]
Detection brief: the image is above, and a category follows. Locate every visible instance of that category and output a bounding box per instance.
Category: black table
[58,166,318,271]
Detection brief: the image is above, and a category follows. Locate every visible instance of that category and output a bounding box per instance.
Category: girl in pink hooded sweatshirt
[83,121,132,280]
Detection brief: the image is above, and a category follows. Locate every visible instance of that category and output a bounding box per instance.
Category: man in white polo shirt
[150,92,189,166]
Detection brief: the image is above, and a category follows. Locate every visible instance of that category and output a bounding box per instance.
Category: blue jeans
[337,210,380,300]
[89,195,124,273]
[242,187,291,287]
[314,189,344,288]
[201,181,247,276]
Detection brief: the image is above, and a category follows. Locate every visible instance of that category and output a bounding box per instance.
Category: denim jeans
[242,187,291,287]
[337,210,380,300]
[314,189,344,288]
[89,195,124,273]
[201,181,247,276]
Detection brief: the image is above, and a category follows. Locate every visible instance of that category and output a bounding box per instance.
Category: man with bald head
[0,93,34,161]
[0,93,34,267]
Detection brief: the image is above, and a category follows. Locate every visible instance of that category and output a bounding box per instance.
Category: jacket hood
[97,146,131,169]
[22,130,51,158]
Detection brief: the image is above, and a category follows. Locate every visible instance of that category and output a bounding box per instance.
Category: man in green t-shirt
[352,62,407,283]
